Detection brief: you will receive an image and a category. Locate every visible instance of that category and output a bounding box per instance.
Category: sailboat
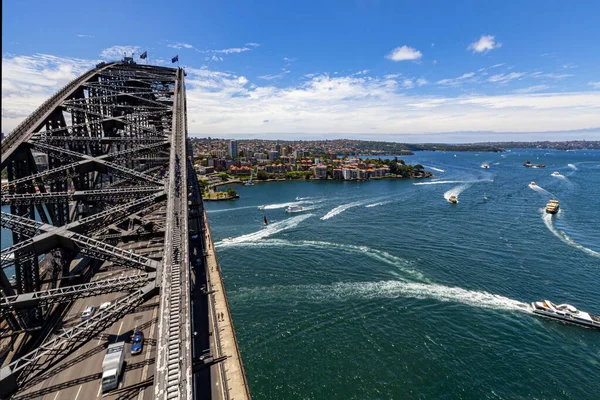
[263,215,268,225]
[245,170,254,186]
[483,192,488,201]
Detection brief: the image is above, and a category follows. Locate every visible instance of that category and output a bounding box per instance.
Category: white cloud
[3,52,600,138]
[433,60,437,65]
[416,78,428,86]
[258,70,290,80]
[437,72,476,86]
[589,81,600,89]
[168,42,194,49]
[354,69,369,75]
[203,47,252,54]
[385,46,422,62]
[246,43,260,47]
[76,34,94,38]
[2,53,100,130]
[468,35,502,53]
[401,79,414,89]
[514,85,550,94]
[181,67,600,135]
[100,45,142,60]
[479,63,506,72]
[283,57,297,62]
[488,72,526,84]
[431,43,435,47]
[542,73,574,79]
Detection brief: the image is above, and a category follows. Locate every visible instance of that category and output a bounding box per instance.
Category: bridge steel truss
[0,62,199,398]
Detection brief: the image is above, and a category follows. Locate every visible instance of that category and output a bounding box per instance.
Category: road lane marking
[97,382,102,398]
[138,299,159,400]
[52,391,61,400]
[116,320,124,342]
[74,385,82,400]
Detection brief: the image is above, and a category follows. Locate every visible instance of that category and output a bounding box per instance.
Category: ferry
[530,300,600,330]
[448,195,457,204]
[545,199,559,214]
[524,160,545,168]
[285,205,304,213]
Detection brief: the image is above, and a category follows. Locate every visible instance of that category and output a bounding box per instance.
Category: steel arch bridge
[0,61,248,399]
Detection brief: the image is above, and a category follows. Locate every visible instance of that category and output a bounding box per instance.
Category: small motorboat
[482,163,489,169]
[448,195,457,204]
[530,300,600,330]
[530,182,536,186]
[258,205,265,210]
[552,171,560,176]
[295,196,301,201]
[285,205,304,213]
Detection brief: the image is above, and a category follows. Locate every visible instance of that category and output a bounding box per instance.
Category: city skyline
[2,0,600,142]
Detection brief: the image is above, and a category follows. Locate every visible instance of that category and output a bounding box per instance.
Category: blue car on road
[131,330,144,355]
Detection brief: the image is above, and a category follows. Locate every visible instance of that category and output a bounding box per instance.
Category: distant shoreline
[216,174,434,187]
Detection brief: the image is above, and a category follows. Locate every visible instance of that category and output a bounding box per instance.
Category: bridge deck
[204,211,251,400]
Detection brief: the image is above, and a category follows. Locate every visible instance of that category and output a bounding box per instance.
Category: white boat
[481,163,489,169]
[552,171,560,176]
[285,205,304,213]
[530,300,600,330]
[245,170,255,186]
[295,196,301,201]
[258,205,265,210]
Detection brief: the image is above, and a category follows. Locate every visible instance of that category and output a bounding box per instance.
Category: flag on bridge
[140,51,147,59]
[171,55,179,63]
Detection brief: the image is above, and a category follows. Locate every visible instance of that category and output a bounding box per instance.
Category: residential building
[314,165,328,180]
[333,168,342,180]
[228,139,238,158]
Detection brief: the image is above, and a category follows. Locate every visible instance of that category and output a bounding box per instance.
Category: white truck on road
[102,342,125,392]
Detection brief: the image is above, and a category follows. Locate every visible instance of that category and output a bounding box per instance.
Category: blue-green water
[206,150,600,400]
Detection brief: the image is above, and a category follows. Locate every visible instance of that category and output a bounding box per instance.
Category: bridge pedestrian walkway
[204,211,251,400]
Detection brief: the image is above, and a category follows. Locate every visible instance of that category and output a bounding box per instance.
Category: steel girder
[0,62,195,398]
[0,273,156,318]
[0,283,158,393]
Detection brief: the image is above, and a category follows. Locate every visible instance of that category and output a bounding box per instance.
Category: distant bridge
[0,62,250,399]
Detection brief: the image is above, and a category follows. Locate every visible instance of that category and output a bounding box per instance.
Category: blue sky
[2,0,600,141]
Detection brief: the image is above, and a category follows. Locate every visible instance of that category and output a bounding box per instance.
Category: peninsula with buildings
[189,138,435,198]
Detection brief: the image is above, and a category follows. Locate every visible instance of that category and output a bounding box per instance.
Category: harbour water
[205,150,600,399]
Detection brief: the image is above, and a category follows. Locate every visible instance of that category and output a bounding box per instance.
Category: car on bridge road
[81,305,96,321]
[131,330,144,355]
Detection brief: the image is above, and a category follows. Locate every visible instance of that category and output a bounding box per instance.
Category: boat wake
[423,165,446,173]
[216,214,313,247]
[541,213,600,259]
[219,239,428,281]
[568,164,577,170]
[321,201,365,220]
[528,183,552,195]
[414,179,492,186]
[365,200,393,208]
[236,280,529,312]
[262,201,300,210]
[443,184,471,202]
[206,205,256,214]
